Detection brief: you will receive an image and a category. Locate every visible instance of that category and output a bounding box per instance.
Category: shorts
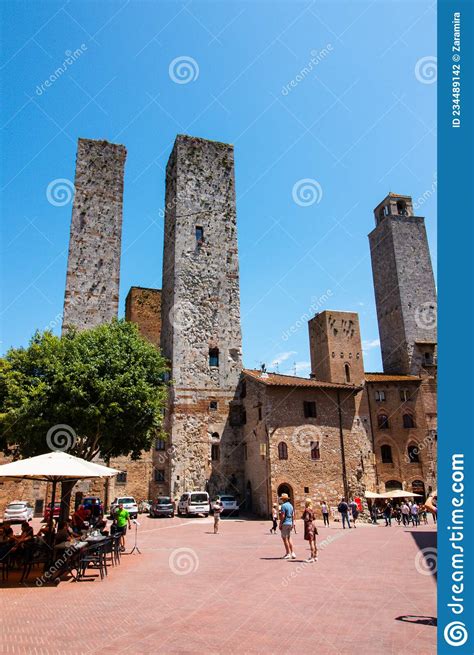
[280,524,292,538]
[115,525,127,535]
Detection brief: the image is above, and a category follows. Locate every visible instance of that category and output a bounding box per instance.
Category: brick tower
[62,138,127,333]
[369,193,437,375]
[308,310,365,385]
[160,135,243,499]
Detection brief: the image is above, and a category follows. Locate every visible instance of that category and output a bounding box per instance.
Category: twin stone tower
[62,135,437,500]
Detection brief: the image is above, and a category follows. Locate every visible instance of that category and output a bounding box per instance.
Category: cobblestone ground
[0,516,437,655]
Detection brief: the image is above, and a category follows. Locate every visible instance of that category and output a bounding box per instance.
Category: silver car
[4,501,34,524]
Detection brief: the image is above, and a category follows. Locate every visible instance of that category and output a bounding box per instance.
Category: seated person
[54,520,74,545]
[71,507,89,533]
[96,518,109,536]
[0,524,14,543]
[15,521,34,543]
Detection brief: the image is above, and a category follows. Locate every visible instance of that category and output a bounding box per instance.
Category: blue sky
[1,0,437,375]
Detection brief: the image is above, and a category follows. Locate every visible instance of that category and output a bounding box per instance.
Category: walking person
[411,502,419,526]
[401,502,410,526]
[279,493,296,559]
[213,498,223,534]
[383,501,392,527]
[337,498,351,529]
[270,504,278,534]
[371,503,379,524]
[321,500,330,527]
[302,500,318,563]
[349,499,359,528]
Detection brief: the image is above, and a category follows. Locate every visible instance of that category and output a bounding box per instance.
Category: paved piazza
[1,516,437,655]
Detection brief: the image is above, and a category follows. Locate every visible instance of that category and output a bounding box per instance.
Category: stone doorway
[277,483,294,506]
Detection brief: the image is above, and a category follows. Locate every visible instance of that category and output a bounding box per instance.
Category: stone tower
[62,138,127,333]
[308,310,365,386]
[161,135,243,498]
[369,193,437,375]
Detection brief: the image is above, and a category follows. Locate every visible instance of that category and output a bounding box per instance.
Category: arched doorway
[412,479,426,502]
[277,483,294,505]
[385,480,402,492]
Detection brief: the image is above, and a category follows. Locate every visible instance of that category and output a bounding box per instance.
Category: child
[213,499,223,534]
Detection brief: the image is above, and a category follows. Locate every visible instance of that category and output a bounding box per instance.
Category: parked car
[177,492,210,517]
[43,502,61,521]
[138,500,152,514]
[109,496,138,519]
[82,496,104,514]
[218,495,240,517]
[4,501,34,524]
[149,497,174,518]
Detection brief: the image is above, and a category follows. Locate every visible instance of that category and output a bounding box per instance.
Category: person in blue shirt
[278,493,296,559]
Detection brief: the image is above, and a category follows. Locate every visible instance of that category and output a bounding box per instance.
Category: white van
[177,491,210,517]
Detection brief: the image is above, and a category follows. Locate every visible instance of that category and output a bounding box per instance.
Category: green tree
[0,320,168,518]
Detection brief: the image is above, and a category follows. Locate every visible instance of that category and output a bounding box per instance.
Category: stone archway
[277,483,294,506]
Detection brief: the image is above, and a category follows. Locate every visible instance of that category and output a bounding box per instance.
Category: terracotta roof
[243,369,360,391]
[365,373,421,383]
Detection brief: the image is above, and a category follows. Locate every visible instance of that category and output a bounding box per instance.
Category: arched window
[344,363,351,383]
[407,444,420,463]
[385,480,403,492]
[209,348,219,367]
[403,413,416,428]
[278,442,288,460]
[397,200,408,216]
[377,414,390,429]
[381,444,393,463]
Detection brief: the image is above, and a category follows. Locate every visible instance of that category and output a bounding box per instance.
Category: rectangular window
[303,401,317,418]
[258,406,262,421]
[211,444,220,461]
[195,226,204,243]
[400,389,410,402]
[209,401,218,411]
[155,439,166,451]
[209,348,219,367]
[154,469,165,482]
[310,441,321,460]
[304,486,309,494]
[375,390,386,402]
[116,472,127,484]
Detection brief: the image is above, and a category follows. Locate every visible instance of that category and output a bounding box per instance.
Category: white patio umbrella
[380,489,422,499]
[364,491,385,498]
[0,451,121,532]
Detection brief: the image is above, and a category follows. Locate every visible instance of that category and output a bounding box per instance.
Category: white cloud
[283,361,311,377]
[362,339,380,351]
[270,351,297,367]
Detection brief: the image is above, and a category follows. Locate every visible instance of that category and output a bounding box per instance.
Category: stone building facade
[62,138,127,333]
[0,136,437,520]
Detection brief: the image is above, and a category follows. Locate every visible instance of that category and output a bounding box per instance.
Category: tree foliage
[0,320,168,461]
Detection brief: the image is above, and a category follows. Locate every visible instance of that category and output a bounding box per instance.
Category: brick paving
[0,516,437,655]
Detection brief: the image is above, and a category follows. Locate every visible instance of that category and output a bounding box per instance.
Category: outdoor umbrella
[0,451,121,535]
[379,489,422,499]
[364,491,385,498]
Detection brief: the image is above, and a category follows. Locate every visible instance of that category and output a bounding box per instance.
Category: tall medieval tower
[62,138,127,333]
[369,193,437,375]
[161,135,243,499]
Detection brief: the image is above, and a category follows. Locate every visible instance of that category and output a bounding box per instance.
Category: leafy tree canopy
[0,319,168,461]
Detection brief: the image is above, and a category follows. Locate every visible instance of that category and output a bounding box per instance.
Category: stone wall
[125,287,162,348]
[62,138,127,333]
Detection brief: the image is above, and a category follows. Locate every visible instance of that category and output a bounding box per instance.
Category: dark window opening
[258,406,262,421]
[211,444,220,461]
[403,413,416,428]
[195,226,204,243]
[155,439,166,451]
[397,200,408,216]
[154,469,165,482]
[209,401,218,411]
[209,348,219,367]
[278,442,288,460]
[240,381,247,399]
[304,486,309,494]
[400,389,410,402]
[344,363,351,383]
[378,414,390,430]
[381,444,393,463]
[303,401,317,418]
[375,390,386,402]
[310,441,321,460]
[116,472,127,484]
[407,444,420,463]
